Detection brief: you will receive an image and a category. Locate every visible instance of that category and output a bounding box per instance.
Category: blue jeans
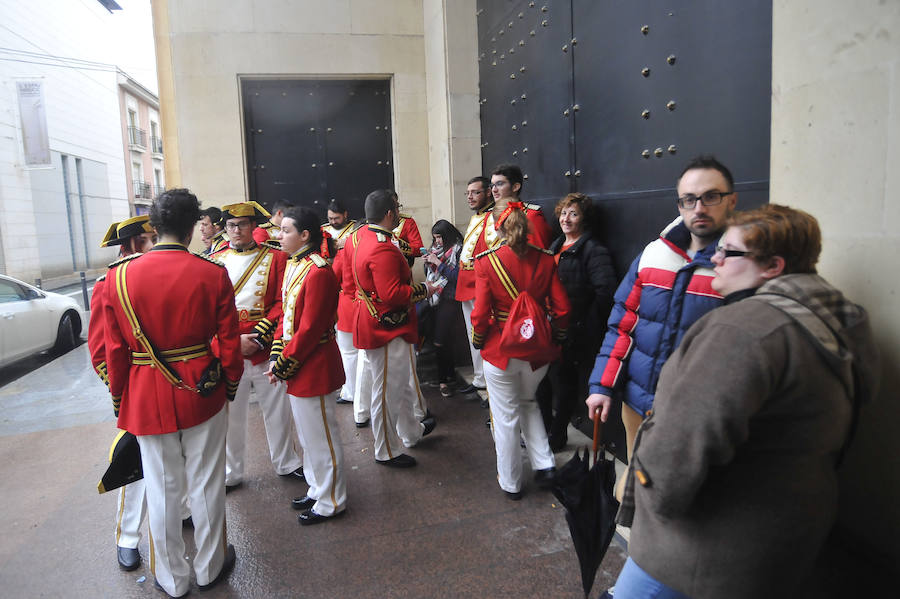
[613,557,691,599]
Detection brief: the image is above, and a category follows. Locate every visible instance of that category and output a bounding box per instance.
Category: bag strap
[486,250,519,301]
[115,262,199,394]
[350,230,380,320]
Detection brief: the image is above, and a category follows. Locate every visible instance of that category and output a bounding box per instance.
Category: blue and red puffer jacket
[588,217,723,415]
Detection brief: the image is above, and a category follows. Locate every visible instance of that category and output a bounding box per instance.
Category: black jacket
[549,233,617,356]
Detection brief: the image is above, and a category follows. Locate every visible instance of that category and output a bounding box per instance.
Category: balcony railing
[128,126,146,148]
[151,136,164,155]
[152,185,165,198]
[133,181,152,199]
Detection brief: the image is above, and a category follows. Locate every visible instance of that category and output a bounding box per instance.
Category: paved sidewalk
[0,346,625,598]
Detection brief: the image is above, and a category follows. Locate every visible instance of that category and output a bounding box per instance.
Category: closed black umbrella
[552,416,620,598]
[97,430,143,494]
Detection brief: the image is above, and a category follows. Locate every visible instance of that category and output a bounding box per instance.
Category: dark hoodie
[620,273,879,599]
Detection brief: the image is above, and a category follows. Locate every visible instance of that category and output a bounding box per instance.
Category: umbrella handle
[592,412,601,465]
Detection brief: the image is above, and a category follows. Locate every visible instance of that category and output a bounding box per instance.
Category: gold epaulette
[475,245,502,259]
[262,240,282,251]
[260,221,275,230]
[191,252,226,267]
[310,253,327,267]
[107,253,141,269]
[399,213,411,219]
[528,243,554,255]
[524,202,541,212]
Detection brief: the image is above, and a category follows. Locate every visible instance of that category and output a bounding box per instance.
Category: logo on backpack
[519,318,535,340]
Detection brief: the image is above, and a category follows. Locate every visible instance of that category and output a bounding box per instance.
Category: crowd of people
[86,154,877,599]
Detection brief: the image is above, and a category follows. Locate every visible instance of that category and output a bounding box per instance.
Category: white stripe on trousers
[139,407,228,597]
[289,390,347,516]
[483,358,555,493]
[226,358,302,485]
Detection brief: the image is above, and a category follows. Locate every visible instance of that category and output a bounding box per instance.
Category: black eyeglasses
[677,190,732,210]
[714,243,750,259]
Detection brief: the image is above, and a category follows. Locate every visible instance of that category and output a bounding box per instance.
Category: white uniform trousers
[289,390,347,516]
[353,349,372,425]
[114,479,147,549]
[364,338,424,461]
[407,344,429,421]
[461,299,486,387]
[484,359,555,493]
[226,358,302,485]
[336,330,358,402]
[139,407,228,598]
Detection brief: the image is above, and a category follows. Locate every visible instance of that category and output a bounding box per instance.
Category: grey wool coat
[619,274,879,599]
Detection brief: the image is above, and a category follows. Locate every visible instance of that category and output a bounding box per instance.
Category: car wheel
[52,312,77,354]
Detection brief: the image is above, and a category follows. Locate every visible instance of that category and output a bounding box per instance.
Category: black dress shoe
[458,383,486,394]
[117,546,141,571]
[154,578,189,598]
[420,409,433,422]
[421,416,436,437]
[504,490,523,501]
[198,544,236,591]
[548,433,567,453]
[282,466,305,481]
[182,516,194,529]
[375,454,416,468]
[291,495,315,511]
[298,508,346,526]
[225,481,242,493]
[534,467,557,489]
[355,419,370,428]
[335,396,352,404]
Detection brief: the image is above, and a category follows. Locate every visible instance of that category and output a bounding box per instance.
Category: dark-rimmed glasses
[677,190,732,210]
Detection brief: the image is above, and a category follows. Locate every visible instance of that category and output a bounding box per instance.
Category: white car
[0,274,84,368]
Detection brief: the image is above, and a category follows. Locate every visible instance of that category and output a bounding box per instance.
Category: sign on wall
[16,79,52,168]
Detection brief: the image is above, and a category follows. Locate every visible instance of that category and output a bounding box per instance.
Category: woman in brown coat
[602,205,879,599]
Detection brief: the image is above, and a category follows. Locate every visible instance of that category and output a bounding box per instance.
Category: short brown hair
[554,192,593,222]
[728,204,821,274]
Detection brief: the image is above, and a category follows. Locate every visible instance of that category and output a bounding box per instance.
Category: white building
[0,0,156,285]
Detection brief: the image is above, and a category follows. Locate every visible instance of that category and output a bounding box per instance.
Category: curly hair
[150,188,201,240]
[728,204,821,274]
[554,192,593,223]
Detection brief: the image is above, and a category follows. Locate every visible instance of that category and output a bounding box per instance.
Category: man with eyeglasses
[586,155,736,502]
[489,164,553,249]
[213,201,304,490]
[454,176,493,395]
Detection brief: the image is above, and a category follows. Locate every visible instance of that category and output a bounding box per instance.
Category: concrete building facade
[118,71,165,216]
[153,0,898,566]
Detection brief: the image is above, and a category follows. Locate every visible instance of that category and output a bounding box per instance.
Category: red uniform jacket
[349,225,427,349]
[393,215,424,256]
[330,244,357,334]
[271,250,345,396]
[211,243,287,365]
[471,244,571,370]
[252,222,280,245]
[456,203,551,302]
[88,275,112,399]
[103,244,244,435]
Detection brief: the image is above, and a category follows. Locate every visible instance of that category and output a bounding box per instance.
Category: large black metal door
[477,1,772,274]
[242,79,394,219]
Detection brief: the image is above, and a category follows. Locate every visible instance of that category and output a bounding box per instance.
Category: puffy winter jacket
[588,217,723,414]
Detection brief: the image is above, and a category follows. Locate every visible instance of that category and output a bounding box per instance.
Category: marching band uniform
[471,241,570,495]
[270,245,347,520]
[392,213,424,265]
[253,220,281,245]
[349,224,430,463]
[209,229,229,254]
[90,217,154,571]
[213,202,302,486]
[103,243,243,597]
[322,219,356,248]
[455,200,495,389]
[331,239,366,420]
[517,203,553,250]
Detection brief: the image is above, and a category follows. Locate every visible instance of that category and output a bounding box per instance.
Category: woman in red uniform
[267,207,348,525]
[471,203,571,499]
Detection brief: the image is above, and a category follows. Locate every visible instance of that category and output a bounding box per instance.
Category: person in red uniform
[252,199,293,246]
[103,188,243,597]
[266,207,348,525]
[455,176,494,395]
[212,201,303,489]
[388,190,425,266]
[471,202,571,500]
[89,215,156,572]
[351,189,436,467]
[489,164,552,249]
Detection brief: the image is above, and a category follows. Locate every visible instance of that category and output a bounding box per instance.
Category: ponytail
[494,203,530,256]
